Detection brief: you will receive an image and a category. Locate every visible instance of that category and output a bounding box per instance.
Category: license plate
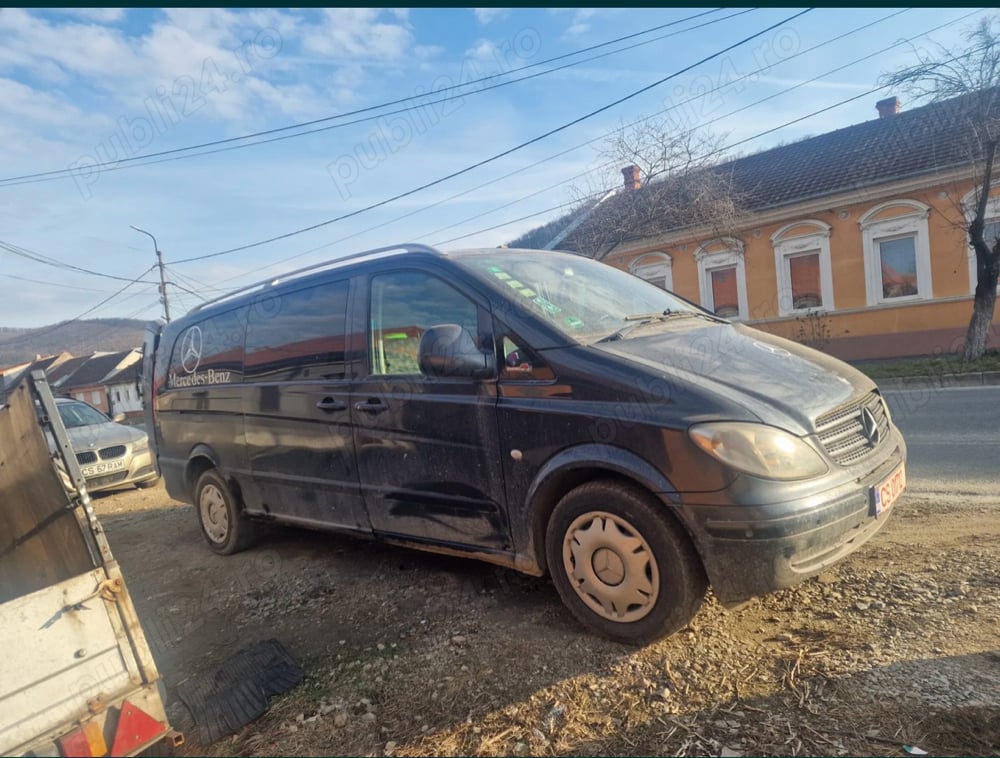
[871,463,905,516]
[81,458,127,477]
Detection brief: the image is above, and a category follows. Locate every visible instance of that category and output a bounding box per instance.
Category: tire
[193,469,257,555]
[545,480,707,645]
[135,475,160,489]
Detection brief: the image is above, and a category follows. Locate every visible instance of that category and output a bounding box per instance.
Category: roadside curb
[877,370,1000,390]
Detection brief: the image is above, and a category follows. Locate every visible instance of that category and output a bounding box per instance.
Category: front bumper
[83,448,158,493]
[676,429,906,605]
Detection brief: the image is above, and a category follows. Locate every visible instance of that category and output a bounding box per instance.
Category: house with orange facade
[515,89,1000,361]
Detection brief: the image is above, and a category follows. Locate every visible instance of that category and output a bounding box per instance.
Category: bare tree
[882,16,1000,361]
[561,114,750,261]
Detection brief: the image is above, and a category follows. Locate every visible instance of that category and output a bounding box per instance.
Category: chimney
[876,96,901,119]
[621,164,641,191]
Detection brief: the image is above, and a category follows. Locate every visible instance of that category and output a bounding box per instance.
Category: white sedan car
[55,397,159,492]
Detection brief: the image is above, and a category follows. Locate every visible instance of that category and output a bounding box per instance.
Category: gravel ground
[93,485,1000,757]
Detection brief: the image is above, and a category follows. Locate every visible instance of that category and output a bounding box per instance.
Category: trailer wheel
[194,469,256,555]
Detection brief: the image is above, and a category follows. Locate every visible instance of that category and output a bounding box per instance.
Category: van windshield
[457,251,715,343]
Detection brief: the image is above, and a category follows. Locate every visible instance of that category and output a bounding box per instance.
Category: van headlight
[132,436,149,453]
[689,422,828,481]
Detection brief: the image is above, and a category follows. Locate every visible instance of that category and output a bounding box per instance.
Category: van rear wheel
[546,480,706,645]
[194,469,257,555]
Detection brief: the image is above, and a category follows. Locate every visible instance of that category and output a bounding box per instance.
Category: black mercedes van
[142,244,906,643]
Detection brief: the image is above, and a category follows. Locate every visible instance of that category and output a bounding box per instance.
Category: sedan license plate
[871,463,905,516]
[81,458,126,478]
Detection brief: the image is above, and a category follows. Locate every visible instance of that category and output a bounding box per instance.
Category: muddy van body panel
[144,245,906,643]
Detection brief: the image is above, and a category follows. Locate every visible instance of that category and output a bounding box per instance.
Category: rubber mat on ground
[175,638,304,744]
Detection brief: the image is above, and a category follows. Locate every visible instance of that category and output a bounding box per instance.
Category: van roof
[189,243,445,315]
[183,244,583,320]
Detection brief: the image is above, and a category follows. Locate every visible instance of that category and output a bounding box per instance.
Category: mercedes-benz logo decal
[860,407,880,447]
[180,326,203,374]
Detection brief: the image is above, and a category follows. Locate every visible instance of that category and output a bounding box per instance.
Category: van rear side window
[167,307,245,388]
[245,280,350,382]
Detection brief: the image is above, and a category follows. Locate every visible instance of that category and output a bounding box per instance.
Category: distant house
[60,349,141,414]
[46,354,91,390]
[511,89,1000,360]
[104,361,143,419]
[0,352,73,404]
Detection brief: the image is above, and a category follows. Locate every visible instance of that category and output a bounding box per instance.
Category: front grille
[76,451,98,465]
[99,445,127,460]
[815,391,891,467]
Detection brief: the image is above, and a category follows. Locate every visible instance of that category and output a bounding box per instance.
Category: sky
[0,6,993,330]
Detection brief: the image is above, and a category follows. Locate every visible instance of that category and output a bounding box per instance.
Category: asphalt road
[883,385,1000,498]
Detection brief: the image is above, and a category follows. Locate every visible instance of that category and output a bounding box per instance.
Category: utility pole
[130,225,170,322]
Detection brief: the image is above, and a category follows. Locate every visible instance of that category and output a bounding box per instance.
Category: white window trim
[859,200,932,305]
[629,251,673,291]
[771,221,835,317]
[695,239,748,321]
[961,187,1000,295]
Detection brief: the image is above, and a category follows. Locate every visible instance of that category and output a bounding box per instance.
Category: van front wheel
[194,469,256,555]
[546,480,706,644]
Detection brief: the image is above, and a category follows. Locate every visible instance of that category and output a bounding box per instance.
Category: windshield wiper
[596,309,718,343]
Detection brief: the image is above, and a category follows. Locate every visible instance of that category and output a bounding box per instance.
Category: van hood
[593,322,873,434]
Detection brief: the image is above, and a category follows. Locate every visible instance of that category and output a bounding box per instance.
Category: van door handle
[316,397,347,412]
[354,398,388,414]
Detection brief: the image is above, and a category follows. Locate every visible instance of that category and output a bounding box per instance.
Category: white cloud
[474,8,507,25]
[566,9,597,36]
[301,9,414,60]
[0,77,93,126]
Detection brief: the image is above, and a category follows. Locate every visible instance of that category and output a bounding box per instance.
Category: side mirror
[418,324,495,379]
[112,412,127,423]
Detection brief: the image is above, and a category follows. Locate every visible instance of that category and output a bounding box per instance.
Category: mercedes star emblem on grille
[860,406,880,447]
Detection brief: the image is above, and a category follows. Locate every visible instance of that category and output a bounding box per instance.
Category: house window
[877,236,919,299]
[860,200,932,305]
[772,220,835,316]
[629,252,673,291]
[92,391,102,405]
[962,188,1000,294]
[116,390,122,402]
[696,240,748,320]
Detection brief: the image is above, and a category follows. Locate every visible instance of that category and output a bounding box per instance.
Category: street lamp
[130,225,170,323]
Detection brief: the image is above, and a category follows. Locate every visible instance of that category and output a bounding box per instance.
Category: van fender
[521,443,685,574]
[185,444,220,487]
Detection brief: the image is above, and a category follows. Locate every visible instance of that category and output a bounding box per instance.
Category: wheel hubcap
[200,484,229,543]
[563,511,659,623]
[591,547,625,586]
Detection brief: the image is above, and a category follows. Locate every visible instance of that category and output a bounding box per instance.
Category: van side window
[369,271,478,376]
[245,280,350,382]
[501,335,554,381]
[166,307,245,388]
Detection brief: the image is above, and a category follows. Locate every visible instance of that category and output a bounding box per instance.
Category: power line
[1,273,117,293]
[172,9,812,265]
[0,8,736,188]
[432,76,963,247]
[0,239,159,284]
[20,265,156,340]
[200,6,939,287]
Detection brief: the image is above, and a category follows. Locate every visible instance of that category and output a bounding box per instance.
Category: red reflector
[58,721,105,757]
[110,699,167,757]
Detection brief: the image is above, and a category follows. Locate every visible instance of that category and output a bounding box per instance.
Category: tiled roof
[722,87,998,212]
[47,354,91,386]
[106,360,140,385]
[511,88,1000,250]
[61,350,135,390]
